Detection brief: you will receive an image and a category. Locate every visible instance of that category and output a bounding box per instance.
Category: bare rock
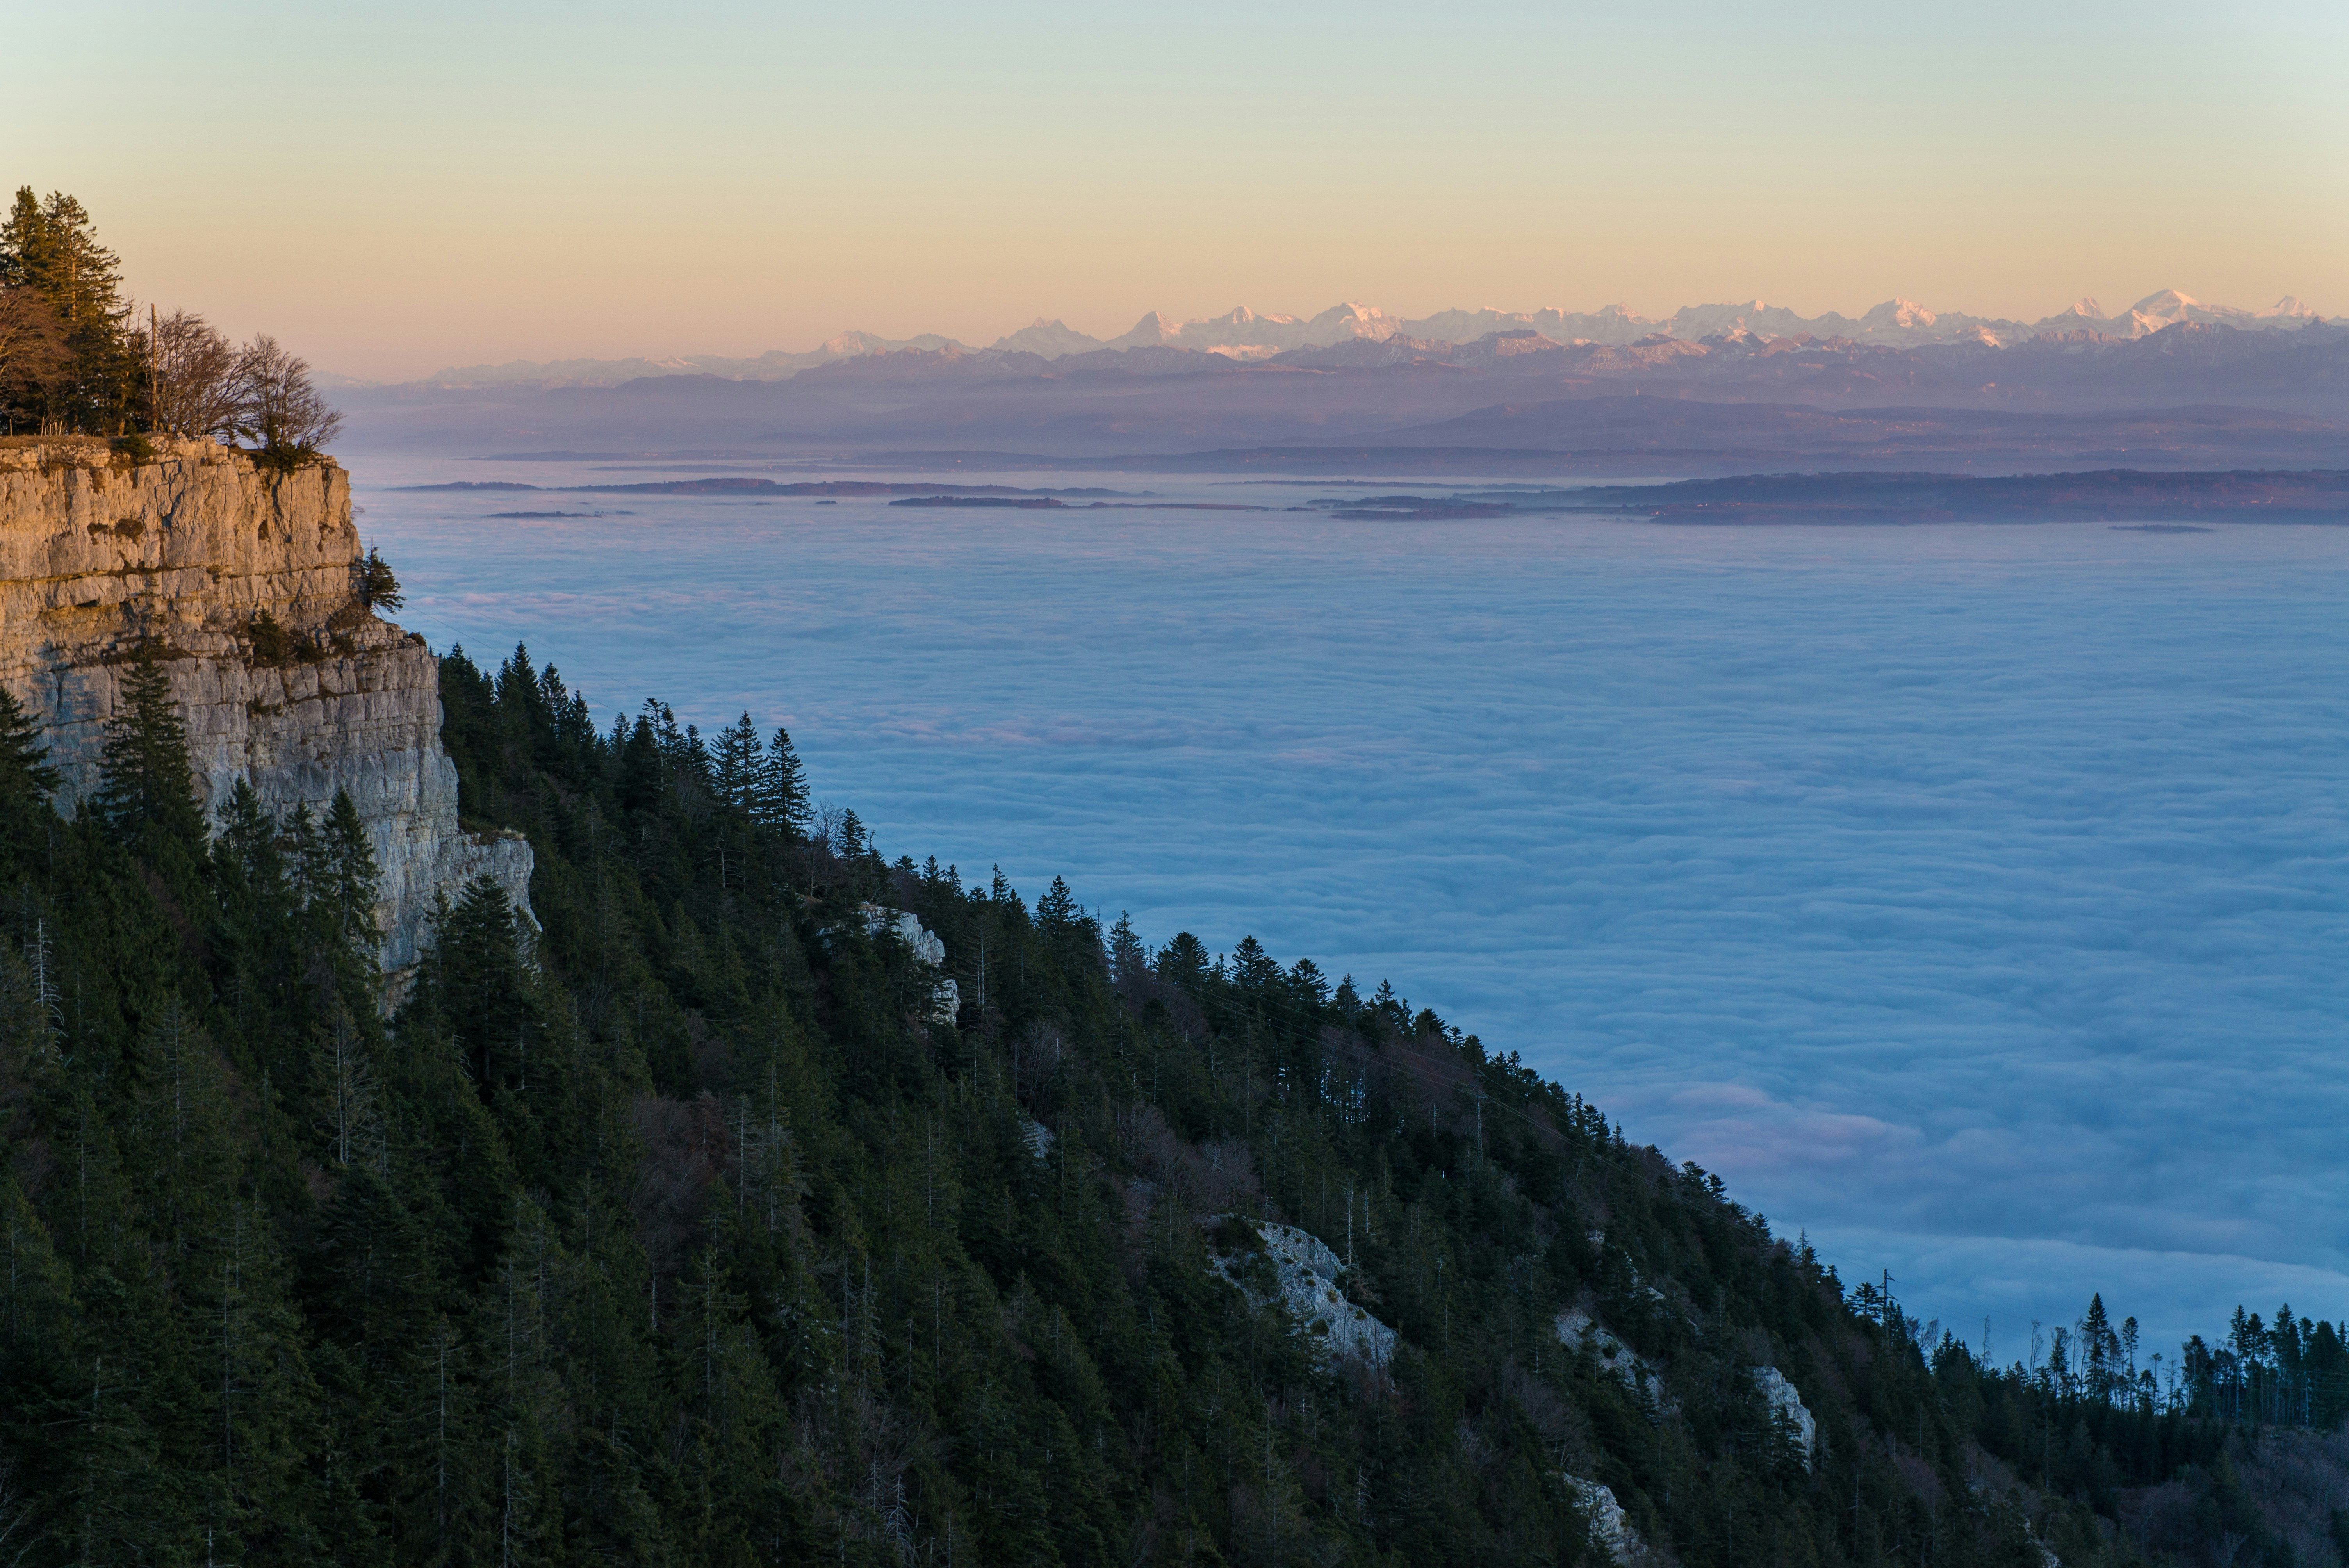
[1561,1476,1653,1565]
[1209,1218,1397,1370]
[1753,1365,1816,1466]
[0,438,531,990]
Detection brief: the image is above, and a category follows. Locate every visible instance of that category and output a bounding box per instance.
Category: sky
[356,463,2349,1354]
[14,0,2349,379]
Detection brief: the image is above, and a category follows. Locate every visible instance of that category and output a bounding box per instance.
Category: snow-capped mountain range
[421,291,2322,387]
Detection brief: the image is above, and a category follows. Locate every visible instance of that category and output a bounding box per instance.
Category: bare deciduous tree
[145,307,239,440]
[227,333,343,464]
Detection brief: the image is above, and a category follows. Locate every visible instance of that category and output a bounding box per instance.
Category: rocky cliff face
[0,435,531,986]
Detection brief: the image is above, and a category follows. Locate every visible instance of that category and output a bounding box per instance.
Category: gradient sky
[18,0,2349,379]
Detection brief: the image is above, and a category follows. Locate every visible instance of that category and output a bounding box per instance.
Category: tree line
[0,185,339,461]
[2,617,2343,1565]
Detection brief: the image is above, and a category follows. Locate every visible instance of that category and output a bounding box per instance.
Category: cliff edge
[0,435,531,985]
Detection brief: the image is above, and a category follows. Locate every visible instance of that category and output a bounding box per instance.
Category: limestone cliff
[0,435,531,985]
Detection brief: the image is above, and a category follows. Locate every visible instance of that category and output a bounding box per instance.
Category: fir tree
[352,545,403,612]
[712,713,763,813]
[93,643,205,844]
[0,685,60,821]
[0,188,134,433]
[304,788,384,962]
[754,724,809,838]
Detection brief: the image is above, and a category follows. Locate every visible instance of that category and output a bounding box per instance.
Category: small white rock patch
[1556,1310,1666,1410]
[1753,1365,1816,1467]
[1208,1219,1397,1371]
[1561,1476,1652,1565]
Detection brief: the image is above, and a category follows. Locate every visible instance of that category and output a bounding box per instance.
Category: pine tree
[0,189,134,433]
[0,686,60,821]
[753,725,809,839]
[712,713,762,813]
[93,643,205,844]
[320,788,382,955]
[0,189,124,333]
[433,875,537,1096]
[1107,912,1146,983]
[352,545,403,612]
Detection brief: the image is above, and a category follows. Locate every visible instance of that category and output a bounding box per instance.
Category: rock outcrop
[0,436,531,987]
[1753,1365,1816,1466]
[1209,1219,1397,1370]
[1556,1308,1668,1411]
[859,901,960,1022]
[1561,1477,1652,1565]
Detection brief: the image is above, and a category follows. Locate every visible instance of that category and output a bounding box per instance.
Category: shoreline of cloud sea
[353,459,2349,1351]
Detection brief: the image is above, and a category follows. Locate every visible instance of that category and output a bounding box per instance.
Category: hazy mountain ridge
[403,290,2327,388]
[340,313,2349,473]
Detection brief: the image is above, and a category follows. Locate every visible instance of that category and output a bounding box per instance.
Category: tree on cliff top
[1,188,124,331]
[228,333,342,469]
[1,187,138,434]
[0,285,70,435]
[93,643,205,844]
[144,306,239,440]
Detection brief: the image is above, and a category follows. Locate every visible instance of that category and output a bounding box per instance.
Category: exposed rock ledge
[1561,1476,1653,1565]
[1753,1365,1816,1466]
[1209,1219,1397,1370]
[0,437,531,988]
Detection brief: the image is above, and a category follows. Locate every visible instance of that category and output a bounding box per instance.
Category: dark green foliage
[0,186,140,434]
[757,722,809,837]
[93,643,205,847]
[353,545,404,612]
[246,608,297,664]
[0,684,61,824]
[0,631,2337,1566]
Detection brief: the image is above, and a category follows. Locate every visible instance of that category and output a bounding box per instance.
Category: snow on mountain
[987,317,1109,357]
[1105,310,1187,350]
[1402,303,1656,346]
[1100,303,1401,355]
[418,292,2326,387]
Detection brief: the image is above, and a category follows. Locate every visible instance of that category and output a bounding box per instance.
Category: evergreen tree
[754,724,809,838]
[711,712,762,813]
[351,545,403,612]
[318,788,382,955]
[92,643,205,845]
[0,685,60,821]
[0,617,2331,1568]
[0,188,134,433]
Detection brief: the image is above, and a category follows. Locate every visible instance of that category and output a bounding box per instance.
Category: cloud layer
[362,460,2349,1351]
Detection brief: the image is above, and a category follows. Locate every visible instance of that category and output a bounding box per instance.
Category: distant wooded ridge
[405,468,2349,522]
[1334,469,2349,523]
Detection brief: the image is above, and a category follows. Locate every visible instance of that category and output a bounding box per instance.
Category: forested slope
[0,639,2341,1567]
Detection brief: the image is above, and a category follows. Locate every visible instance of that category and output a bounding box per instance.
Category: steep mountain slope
[4,613,2342,1564]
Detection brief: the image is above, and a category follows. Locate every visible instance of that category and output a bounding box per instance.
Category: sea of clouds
[355,458,2349,1357]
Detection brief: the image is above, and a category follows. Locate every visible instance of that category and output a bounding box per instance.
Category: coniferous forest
[1,637,2346,1567]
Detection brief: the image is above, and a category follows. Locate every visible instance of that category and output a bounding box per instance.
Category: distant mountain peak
[1862,298,1938,328]
[412,288,2329,388]
[987,318,1109,358]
